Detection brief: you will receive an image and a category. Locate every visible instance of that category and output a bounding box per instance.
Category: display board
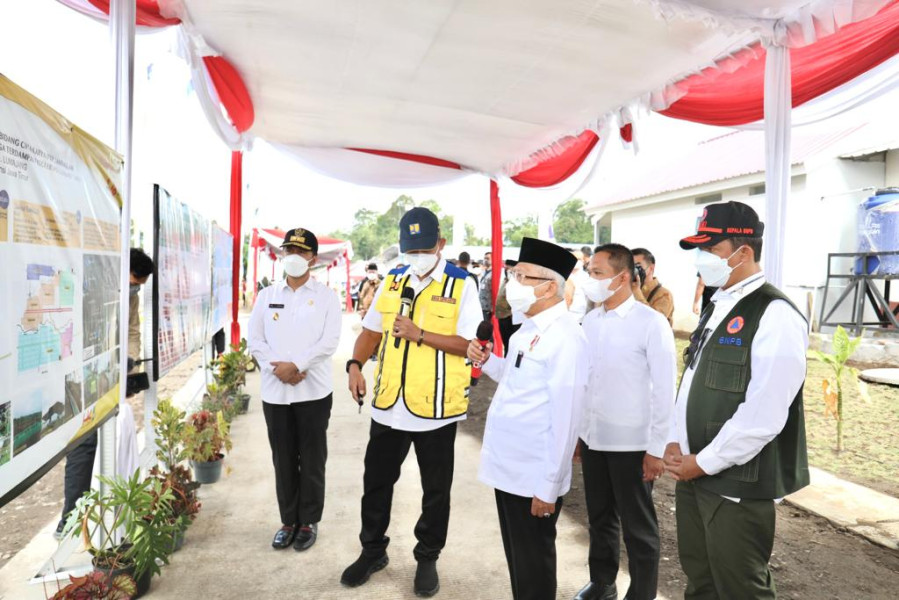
[152,185,211,380]
[211,224,234,335]
[0,75,123,507]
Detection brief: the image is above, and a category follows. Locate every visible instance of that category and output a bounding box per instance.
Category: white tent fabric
[169,0,890,178]
[763,45,792,289]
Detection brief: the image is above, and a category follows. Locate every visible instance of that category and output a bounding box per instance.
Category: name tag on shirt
[431,296,456,304]
[269,303,284,309]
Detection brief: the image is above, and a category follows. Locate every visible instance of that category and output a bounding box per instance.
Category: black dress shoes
[340,552,389,587]
[294,523,317,551]
[271,525,296,549]
[574,581,618,600]
[414,559,440,597]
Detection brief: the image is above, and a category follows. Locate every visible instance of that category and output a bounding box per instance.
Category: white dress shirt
[581,295,676,458]
[248,277,342,405]
[479,301,589,503]
[668,273,808,487]
[361,257,482,432]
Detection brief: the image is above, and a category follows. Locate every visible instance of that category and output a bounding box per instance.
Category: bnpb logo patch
[726,316,744,334]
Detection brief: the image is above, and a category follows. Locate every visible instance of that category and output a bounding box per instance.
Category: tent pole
[344,250,352,313]
[252,228,259,304]
[490,180,503,356]
[763,44,792,289]
[108,0,135,497]
[229,151,243,346]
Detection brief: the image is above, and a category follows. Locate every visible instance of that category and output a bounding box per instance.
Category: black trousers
[359,420,456,562]
[61,431,98,524]
[262,395,332,526]
[494,489,563,600]
[498,317,521,357]
[581,446,660,600]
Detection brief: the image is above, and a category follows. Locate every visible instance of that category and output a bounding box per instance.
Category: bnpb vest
[686,283,810,499]
[372,263,471,420]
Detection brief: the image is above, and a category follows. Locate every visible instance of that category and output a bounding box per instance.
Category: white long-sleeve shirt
[581,296,676,458]
[248,277,342,405]
[479,301,588,503]
[668,273,808,483]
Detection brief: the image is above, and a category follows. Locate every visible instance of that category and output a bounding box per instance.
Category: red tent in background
[250,228,355,312]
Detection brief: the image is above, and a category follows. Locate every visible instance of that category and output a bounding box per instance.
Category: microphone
[470,320,493,387]
[394,286,415,348]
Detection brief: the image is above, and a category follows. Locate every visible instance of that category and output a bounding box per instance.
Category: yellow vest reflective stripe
[372,265,470,419]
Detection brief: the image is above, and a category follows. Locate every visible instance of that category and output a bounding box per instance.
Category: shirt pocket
[703,345,749,393]
[705,421,760,483]
[422,300,457,336]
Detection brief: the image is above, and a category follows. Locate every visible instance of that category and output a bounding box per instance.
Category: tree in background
[552,199,593,244]
[330,195,453,260]
[464,224,490,246]
[503,215,538,246]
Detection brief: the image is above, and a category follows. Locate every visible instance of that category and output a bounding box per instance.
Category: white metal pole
[106,0,136,493]
[763,44,792,289]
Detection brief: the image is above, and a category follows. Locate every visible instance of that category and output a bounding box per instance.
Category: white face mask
[405,252,439,277]
[366,272,378,281]
[505,278,549,314]
[282,254,310,278]
[582,274,621,304]
[695,246,744,288]
[470,268,481,276]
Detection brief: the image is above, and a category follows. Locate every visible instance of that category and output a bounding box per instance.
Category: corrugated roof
[590,123,873,208]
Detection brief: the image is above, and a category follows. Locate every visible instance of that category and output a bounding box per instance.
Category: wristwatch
[345,359,363,373]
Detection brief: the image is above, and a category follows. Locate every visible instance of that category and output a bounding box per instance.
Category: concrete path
[787,467,899,550]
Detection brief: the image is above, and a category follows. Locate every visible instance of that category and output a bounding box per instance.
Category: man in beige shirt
[632,248,674,326]
[357,263,382,319]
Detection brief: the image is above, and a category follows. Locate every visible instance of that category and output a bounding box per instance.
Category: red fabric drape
[229,151,243,346]
[348,149,463,170]
[511,131,599,188]
[84,0,181,26]
[662,1,899,126]
[203,56,256,133]
[490,180,504,357]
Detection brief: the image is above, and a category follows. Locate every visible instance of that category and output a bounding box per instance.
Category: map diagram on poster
[17,263,76,371]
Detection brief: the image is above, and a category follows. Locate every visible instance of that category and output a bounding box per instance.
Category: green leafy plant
[63,472,180,580]
[151,399,188,472]
[202,383,237,422]
[182,410,232,463]
[47,570,136,599]
[812,325,871,451]
[210,339,253,395]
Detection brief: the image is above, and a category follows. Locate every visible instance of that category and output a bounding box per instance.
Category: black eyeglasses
[684,304,714,370]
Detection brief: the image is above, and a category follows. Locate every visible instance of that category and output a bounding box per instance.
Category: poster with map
[153,185,211,380]
[0,75,122,507]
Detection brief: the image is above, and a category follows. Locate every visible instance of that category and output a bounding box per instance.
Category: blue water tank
[857,191,899,275]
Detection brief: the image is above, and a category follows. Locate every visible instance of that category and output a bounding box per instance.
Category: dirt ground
[463,377,899,600]
[0,352,204,571]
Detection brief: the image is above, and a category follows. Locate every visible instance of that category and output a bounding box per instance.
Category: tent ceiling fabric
[183,0,758,174]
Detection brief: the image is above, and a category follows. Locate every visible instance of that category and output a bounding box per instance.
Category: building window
[695,193,722,205]
[749,184,766,196]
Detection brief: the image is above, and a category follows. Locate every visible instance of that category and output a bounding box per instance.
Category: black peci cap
[516,237,578,279]
[281,228,319,254]
[680,201,764,250]
[399,207,441,252]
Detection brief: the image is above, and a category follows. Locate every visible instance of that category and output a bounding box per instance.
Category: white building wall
[886,150,899,187]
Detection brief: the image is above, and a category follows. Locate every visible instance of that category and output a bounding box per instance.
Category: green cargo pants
[675,481,776,599]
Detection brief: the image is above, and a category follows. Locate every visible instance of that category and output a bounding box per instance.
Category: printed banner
[153,186,211,380]
[0,75,123,507]
[211,224,234,335]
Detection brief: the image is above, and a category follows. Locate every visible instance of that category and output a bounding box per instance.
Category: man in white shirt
[468,237,588,600]
[574,243,676,600]
[248,228,342,553]
[342,207,481,597]
[664,202,809,598]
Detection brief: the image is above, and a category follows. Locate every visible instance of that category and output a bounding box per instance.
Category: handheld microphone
[470,320,493,387]
[394,286,415,348]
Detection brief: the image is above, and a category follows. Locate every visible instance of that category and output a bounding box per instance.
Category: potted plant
[150,398,200,551]
[209,339,254,415]
[202,383,237,422]
[63,472,180,598]
[183,410,232,484]
[47,570,136,599]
